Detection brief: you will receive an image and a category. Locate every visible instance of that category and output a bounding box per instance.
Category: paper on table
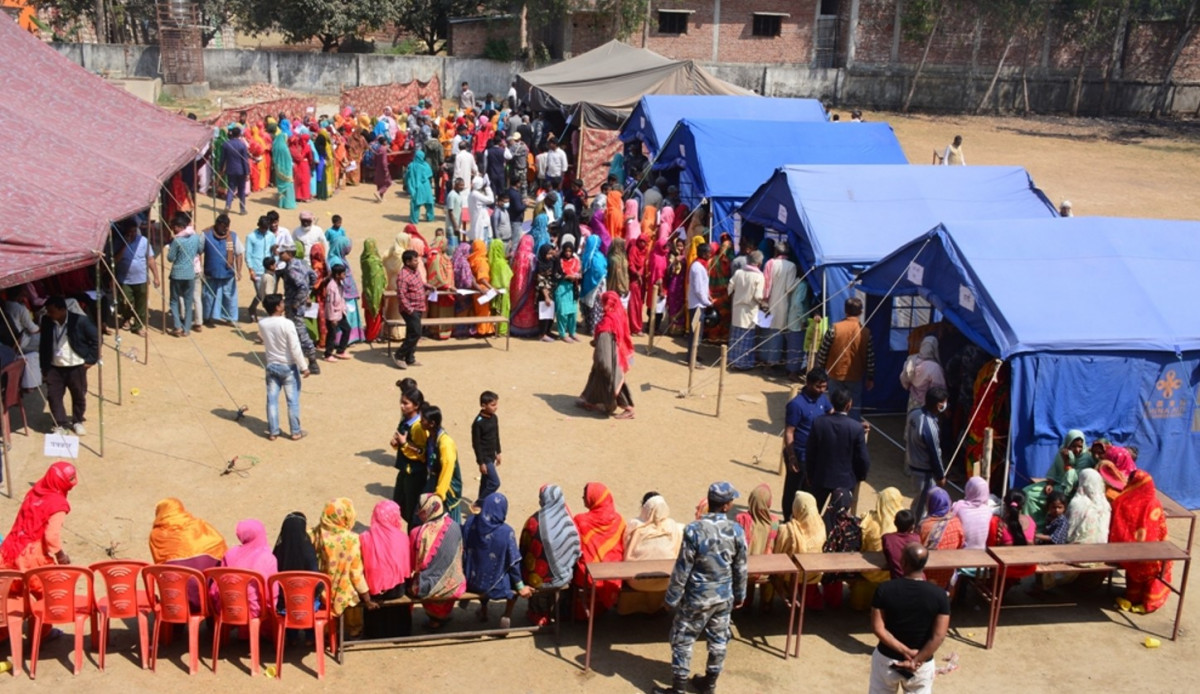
[755,309,773,329]
[538,301,554,320]
[427,291,438,302]
[456,288,475,296]
[303,303,318,319]
[477,289,498,304]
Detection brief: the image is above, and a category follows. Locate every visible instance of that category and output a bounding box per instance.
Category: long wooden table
[582,554,802,672]
[1158,490,1197,551]
[791,549,1000,654]
[987,541,1191,642]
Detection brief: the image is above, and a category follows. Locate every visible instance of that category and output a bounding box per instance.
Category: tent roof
[0,18,210,289]
[516,41,753,130]
[652,120,908,200]
[856,217,1200,358]
[619,95,828,156]
[738,165,1059,271]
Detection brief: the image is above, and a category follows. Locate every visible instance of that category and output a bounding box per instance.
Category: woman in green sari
[488,239,513,336]
[360,238,386,342]
[1023,429,1084,529]
[270,127,296,210]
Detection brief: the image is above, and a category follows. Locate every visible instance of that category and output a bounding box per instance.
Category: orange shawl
[148,497,228,564]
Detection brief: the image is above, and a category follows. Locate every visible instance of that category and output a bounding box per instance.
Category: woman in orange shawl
[149,498,228,565]
[468,239,495,337]
[246,126,267,192]
[572,482,626,618]
[344,125,366,186]
[426,234,456,340]
[1110,470,1173,613]
[604,189,625,239]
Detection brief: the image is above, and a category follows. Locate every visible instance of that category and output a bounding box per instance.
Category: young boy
[471,391,502,502]
[323,264,351,361]
[881,510,923,579]
[250,256,276,322]
[1036,492,1070,545]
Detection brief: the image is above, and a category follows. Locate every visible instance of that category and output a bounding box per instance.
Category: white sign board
[906,262,925,286]
[44,434,80,459]
[959,284,976,312]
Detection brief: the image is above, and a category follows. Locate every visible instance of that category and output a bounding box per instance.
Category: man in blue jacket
[906,386,949,519]
[222,125,252,215]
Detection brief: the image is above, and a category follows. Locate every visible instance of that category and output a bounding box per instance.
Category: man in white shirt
[468,176,495,242]
[543,138,568,186]
[268,210,293,257]
[38,296,99,436]
[729,250,764,370]
[454,145,478,196]
[451,125,467,157]
[460,82,476,112]
[686,242,713,367]
[296,211,324,258]
[259,293,309,441]
[762,240,798,367]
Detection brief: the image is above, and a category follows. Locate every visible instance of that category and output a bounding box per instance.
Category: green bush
[382,38,421,55]
[483,37,511,62]
[339,35,377,54]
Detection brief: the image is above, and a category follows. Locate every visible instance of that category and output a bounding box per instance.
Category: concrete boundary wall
[50,43,1200,116]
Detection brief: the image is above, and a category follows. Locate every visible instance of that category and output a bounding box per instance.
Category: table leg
[986,566,1000,649]
[792,571,808,659]
[989,564,1008,649]
[1173,555,1190,641]
[583,578,597,672]
[785,574,800,659]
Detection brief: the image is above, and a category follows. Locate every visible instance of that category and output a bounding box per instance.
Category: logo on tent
[1147,368,1187,420]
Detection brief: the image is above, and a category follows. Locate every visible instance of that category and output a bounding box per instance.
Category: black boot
[700,672,719,694]
[652,675,689,694]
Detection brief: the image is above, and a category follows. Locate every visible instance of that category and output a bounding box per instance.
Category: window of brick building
[752,13,784,37]
[658,10,690,34]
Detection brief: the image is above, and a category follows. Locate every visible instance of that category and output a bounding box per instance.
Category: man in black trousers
[806,386,871,511]
[39,296,99,436]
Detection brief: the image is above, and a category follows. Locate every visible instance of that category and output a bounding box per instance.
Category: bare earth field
[3,111,1199,692]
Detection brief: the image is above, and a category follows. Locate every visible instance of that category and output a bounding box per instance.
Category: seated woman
[851,487,904,610]
[149,498,228,610]
[409,494,466,630]
[951,477,993,550]
[919,488,964,590]
[735,484,780,612]
[1068,469,1111,545]
[618,494,683,615]
[312,498,378,637]
[464,493,532,628]
[520,484,581,626]
[577,291,635,419]
[820,488,861,610]
[572,482,626,619]
[360,500,412,638]
[1095,439,1138,500]
[273,511,321,643]
[1022,430,1084,528]
[988,490,1036,592]
[210,519,277,623]
[772,491,826,609]
[1110,470,1172,614]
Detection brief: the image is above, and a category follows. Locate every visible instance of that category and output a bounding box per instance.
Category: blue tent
[737,164,1059,410]
[651,120,908,237]
[619,95,828,157]
[856,217,1200,507]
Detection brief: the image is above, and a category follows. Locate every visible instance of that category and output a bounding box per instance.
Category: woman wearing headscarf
[529,200,551,252]
[468,239,496,337]
[421,405,464,523]
[1096,439,1138,499]
[345,126,367,186]
[626,235,647,335]
[1022,430,1084,528]
[312,498,377,638]
[520,484,582,626]
[488,239,513,336]
[307,242,329,348]
[290,135,312,203]
[951,476,993,550]
[1068,468,1111,545]
[554,240,581,342]
[360,500,413,638]
[405,149,436,223]
[646,213,670,332]
[607,238,630,305]
[464,493,532,628]
[773,491,828,608]
[604,187,625,239]
[383,228,413,298]
[900,335,947,413]
[820,488,861,610]
[577,291,635,419]
[509,235,539,337]
[918,488,963,590]
[851,487,904,609]
[327,232,364,344]
[617,495,682,615]
[623,199,640,242]
[426,233,457,340]
[271,127,296,209]
[246,125,267,192]
[149,497,228,566]
[210,519,277,620]
[665,235,689,335]
[1110,470,1172,613]
[313,130,330,200]
[703,233,735,343]
[409,494,466,629]
[360,237,387,342]
[589,208,612,254]
[534,244,557,341]
[579,234,608,332]
[0,462,77,576]
[273,512,321,639]
[735,484,780,611]
[372,136,393,202]
[560,206,582,248]
[572,482,626,618]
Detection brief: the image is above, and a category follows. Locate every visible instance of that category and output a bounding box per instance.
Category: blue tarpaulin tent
[856,217,1200,507]
[650,120,908,237]
[736,165,1059,410]
[619,95,828,157]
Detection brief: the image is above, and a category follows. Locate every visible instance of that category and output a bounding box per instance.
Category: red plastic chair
[0,570,27,677]
[204,567,268,676]
[266,571,333,679]
[143,565,207,675]
[88,560,150,670]
[26,565,94,678]
[1,358,28,448]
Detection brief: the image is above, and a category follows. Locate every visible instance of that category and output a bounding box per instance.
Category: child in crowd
[251,256,276,322]
[1036,492,1070,545]
[472,391,502,503]
[322,264,351,361]
[881,509,922,579]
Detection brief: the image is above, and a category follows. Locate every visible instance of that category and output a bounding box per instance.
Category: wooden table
[1158,490,1197,551]
[791,550,1000,655]
[582,554,802,672]
[987,541,1191,642]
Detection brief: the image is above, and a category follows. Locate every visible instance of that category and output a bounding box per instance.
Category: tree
[392,0,480,54]
[234,0,400,51]
[1056,0,1128,117]
[900,0,948,113]
[974,0,1037,114]
[1150,0,1200,117]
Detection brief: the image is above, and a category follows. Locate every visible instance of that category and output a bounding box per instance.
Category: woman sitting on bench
[410,494,467,630]
[1110,471,1172,614]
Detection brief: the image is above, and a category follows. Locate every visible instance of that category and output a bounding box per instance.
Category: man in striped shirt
[395,250,433,369]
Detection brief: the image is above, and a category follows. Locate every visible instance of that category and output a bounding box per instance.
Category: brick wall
[568,10,614,55]
[644,0,716,60]
[643,0,818,63]
[449,16,519,58]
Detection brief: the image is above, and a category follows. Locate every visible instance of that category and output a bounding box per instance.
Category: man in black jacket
[39,296,99,435]
[806,386,871,511]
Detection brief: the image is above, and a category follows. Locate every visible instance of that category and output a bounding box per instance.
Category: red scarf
[0,461,76,564]
[594,291,634,372]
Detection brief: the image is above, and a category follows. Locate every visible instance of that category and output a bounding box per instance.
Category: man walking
[817,297,875,420]
[806,387,871,511]
[654,482,747,694]
[222,126,252,214]
[112,218,160,335]
[869,543,950,693]
[905,387,948,519]
[277,246,320,375]
[686,242,713,367]
[395,250,433,369]
[245,216,276,320]
[459,81,476,112]
[783,367,832,521]
[39,296,99,436]
[259,293,309,441]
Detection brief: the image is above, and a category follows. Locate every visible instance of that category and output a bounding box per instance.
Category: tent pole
[94,260,105,458]
[159,203,168,337]
[821,269,827,322]
[109,256,123,406]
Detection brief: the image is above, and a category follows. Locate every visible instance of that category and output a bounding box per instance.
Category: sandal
[290,430,308,441]
[267,433,278,441]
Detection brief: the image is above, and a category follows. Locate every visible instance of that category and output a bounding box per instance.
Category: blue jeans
[169,278,195,332]
[265,364,301,436]
[477,459,500,501]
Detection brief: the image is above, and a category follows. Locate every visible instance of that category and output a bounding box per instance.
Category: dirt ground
[3,111,1199,691]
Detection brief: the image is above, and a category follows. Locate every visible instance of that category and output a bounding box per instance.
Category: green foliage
[594,0,648,40]
[233,0,400,51]
[392,0,481,54]
[381,38,422,54]
[900,0,945,42]
[483,36,512,61]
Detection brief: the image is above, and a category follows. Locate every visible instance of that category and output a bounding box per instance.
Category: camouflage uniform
[663,511,748,682]
[280,258,317,356]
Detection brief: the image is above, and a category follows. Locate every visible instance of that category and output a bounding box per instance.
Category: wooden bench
[337,586,563,660]
[582,554,802,672]
[791,549,1000,653]
[380,291,512,356]
[987,540,1191,643]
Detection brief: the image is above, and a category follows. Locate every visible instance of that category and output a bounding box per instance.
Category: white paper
[44,433,80,459]
[538,301,555,320]
[620,294,630,309]
[455,288,475,296]
[427,291,438,302]
[497,288,507,294]
[755,308,773,329]
[477,289,498,304]
[656,297,667,313]
[906,262,925,286]
[958,284,976,312]
[303,303,318,319]
[777,204,788,224]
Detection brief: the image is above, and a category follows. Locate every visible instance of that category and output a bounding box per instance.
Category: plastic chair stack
[0,570,27,677]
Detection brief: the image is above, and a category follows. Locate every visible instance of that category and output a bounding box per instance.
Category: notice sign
[44,433,80,459]
[777,204,788,225]
[906,262,924,286]
[959,284,976,312]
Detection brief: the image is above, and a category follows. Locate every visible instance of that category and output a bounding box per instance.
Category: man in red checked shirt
[395,250,435,369]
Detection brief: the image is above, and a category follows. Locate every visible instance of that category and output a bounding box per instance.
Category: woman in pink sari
[210,519,277,620]
[623,200,640,242]
[1096,440,1137,500]
[509,235,539,336]
[361,500,413,637]
[646,208,672,333]
[665,234,688,335]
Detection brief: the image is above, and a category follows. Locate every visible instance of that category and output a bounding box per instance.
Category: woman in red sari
[1,462,77,574]
[572,482,626,618]
[1110,470,1172,613]
[290,135,312,202]
[308,243,329,349]
[627,235,647,335]
[508,235,539,336]
[704,233,735,343]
